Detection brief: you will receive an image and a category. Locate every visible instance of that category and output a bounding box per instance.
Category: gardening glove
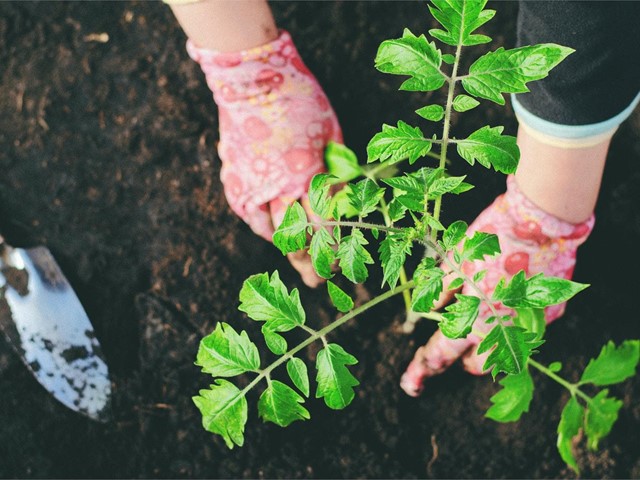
[400,175,594,396]
[187,30,343,286]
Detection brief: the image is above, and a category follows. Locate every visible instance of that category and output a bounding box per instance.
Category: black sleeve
[515,1,640,125]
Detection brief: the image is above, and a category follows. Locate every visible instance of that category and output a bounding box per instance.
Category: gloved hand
[401,175,594,396]
[187,30,343,286]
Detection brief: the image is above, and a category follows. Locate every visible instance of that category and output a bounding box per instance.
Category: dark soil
[1,2,639,478]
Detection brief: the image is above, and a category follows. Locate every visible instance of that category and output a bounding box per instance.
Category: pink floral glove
[401,175,594,396]
[186,30,343,241]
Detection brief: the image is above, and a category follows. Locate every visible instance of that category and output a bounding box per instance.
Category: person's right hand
[187,30,343,287]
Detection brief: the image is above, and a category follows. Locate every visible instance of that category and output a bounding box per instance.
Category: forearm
[514,125,611,224]
[168,0,278,52]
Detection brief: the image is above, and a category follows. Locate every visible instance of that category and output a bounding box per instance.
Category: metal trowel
[0,235,111,421]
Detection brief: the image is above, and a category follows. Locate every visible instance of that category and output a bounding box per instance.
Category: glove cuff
[186,30,310,105]
[186,29,296,65]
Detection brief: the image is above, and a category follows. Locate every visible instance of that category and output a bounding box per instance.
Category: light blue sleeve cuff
[511,91,640,139]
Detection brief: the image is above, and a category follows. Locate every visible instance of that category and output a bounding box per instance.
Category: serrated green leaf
[239,271,306,336]
[387,199,407,222]
[440,294,481,339]
[325,141,363,182]
[412,261,444,312]
[379,233,412,289]
[461,230,500,262]
[442,220,468,251]
[347,178,385,218]
[309,174,334,219]
[442,53,455,64]
[375,28,446,92]
[193,379,248,449]
[416,104,445,121]
[486,369,534,422]
[478,323,544,378]
[448,277,464,290]
[428,0,495,47]
[367,121,432,165]
[584,390,622,450]
[427,175,470,199]
[272,202,309,254]
[258,380,310,427]
[453,94,480,112]
[462,44,574,104]
[337,228,374,283]
[451,181,475,195]
[382,167,435,193]
[309,228,336,279]
[331,186,360,219]
[493,271,589,308]
[513,307,546,341]
[196,322,260,377]
[557,396,584,474]
[327,280,355,313]
[411,165,440,188]
[579,340,640,386]
[385,182,425,213]
[262,325,287,355]
[456,126,519,174]
[315,343,360,410]
[396,194,424,213]
[424,215,445,232]
[473,269,487,283]
[382,167,442,212]
[287,357,310,397]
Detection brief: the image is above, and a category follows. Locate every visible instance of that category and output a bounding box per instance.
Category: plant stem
[430,36,463,243]
[398,268,412,312]
[314,220,403,234]
[240,281,416,397]
[527,358,592,404]
[419,311,444,322]
[300,324,317,336]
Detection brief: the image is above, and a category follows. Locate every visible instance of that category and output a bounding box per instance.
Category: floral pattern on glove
[187,31,343,241]
[460,175,595,329]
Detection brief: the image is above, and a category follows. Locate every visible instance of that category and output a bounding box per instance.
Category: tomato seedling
[193,1,639,473]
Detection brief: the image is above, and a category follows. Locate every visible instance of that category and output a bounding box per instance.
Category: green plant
[193,0,639,473]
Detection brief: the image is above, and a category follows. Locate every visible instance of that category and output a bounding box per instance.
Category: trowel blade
[0,245,111,421]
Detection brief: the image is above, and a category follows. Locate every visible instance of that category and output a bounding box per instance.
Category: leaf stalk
[239,281,415,398]
[314,220,403,234]
[527,358,592,404]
